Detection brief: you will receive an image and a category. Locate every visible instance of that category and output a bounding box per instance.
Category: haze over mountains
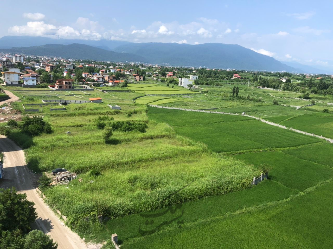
[0,36,330,74]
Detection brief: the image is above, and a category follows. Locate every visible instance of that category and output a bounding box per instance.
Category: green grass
[277,113,333,138]
[6,86,333,248]
[123,179,333,248]
[148,107,320,152]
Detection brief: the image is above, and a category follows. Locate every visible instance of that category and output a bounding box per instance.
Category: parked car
[52,168,67,175]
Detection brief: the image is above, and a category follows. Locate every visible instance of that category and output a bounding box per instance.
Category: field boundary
[149,105,333,143]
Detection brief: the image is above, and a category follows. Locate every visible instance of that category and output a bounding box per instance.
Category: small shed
[109,105,121,110]
[89,98,102,103]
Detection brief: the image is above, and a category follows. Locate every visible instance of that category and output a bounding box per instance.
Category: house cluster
[1,67,41,86]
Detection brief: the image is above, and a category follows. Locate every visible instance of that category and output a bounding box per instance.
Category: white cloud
[225,28,232,34]
[234,29,240,33]
[197,27,212,38]
[294,26,330,35]
[158,25,173,35]
[23,13,45,21]
[277,31,289,36]
[57,26,80,38]
[75,17,102,32]
[9,21,57,36]
[9,20,103,40]
[131,30,147,34]
[176,39,187,44]
[285,54,292,59]
[251,48,275,57]
[287,12,315,20]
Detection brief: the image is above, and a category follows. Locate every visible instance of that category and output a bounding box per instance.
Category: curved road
[0,91,97,249]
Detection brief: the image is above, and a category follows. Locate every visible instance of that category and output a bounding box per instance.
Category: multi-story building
[2,68,20,85]
[55,79,74,90]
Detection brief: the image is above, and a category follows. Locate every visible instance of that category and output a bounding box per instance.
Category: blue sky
[1,0,332,70]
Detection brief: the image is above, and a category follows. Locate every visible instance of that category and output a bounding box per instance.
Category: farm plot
[148,107,320,152]
[128,83,194,95]
[277,113,333,139]
[123,179,333,249]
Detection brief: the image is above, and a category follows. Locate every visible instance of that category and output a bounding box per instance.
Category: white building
[189,75,198,81]
[23,77,37,86]
[12,54,24,64]
[178,75,198,88]
[2,68,20,85]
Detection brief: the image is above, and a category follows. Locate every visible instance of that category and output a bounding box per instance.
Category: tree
[40,72,51,84]
[24,230,57,249]
[0,188,37,233]
[235,86,239,97]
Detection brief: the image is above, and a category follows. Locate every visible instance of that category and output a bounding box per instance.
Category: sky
[1,0,332,70]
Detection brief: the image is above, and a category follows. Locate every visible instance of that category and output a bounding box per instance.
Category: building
[232,74,241,79]
[12,54,24,64]
[178,75,197,88]
[189,75,198,81]
[45,64,55,72]
[133,74,143,81]
[89,98,102,103]
[66,64,74,70]
[55,79,74,90]
[23,77,37,86]
[2,68,20,85]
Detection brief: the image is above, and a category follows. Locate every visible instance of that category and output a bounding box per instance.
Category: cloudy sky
[1,0,332,70]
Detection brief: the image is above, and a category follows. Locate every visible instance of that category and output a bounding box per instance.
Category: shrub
[103,127,113,143]
[38,174,52,189]
[110,121,148,133]
[273,99,279,105]
[20,116,52,136]
[323,109,329,113]
[7,119,18,127]
[96,120,106,129]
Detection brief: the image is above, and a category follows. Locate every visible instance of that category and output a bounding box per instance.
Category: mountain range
[0,36,330,74]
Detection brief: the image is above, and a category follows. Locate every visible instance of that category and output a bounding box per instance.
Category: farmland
[2,82,333,248]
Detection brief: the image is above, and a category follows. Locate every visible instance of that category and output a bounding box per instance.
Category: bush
[38,174,52,189]
[103,127,113,143]
[7,119,18,127]
[273,99,279,105]
[20,116,52,136]
[96,120,106,129]
[323,109,329,113]
[110,121,148,133]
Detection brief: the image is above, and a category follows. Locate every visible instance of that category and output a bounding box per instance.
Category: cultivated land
[1,82,333,248]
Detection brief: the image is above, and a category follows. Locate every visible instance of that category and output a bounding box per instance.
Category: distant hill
[114,42,296,72]
[282,61,333,74]
[0,36,299,72]
[0,43,147,63]
[0,36,129,50]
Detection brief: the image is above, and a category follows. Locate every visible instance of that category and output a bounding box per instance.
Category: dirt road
[1,89,20,104]
[0,137,95,248]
